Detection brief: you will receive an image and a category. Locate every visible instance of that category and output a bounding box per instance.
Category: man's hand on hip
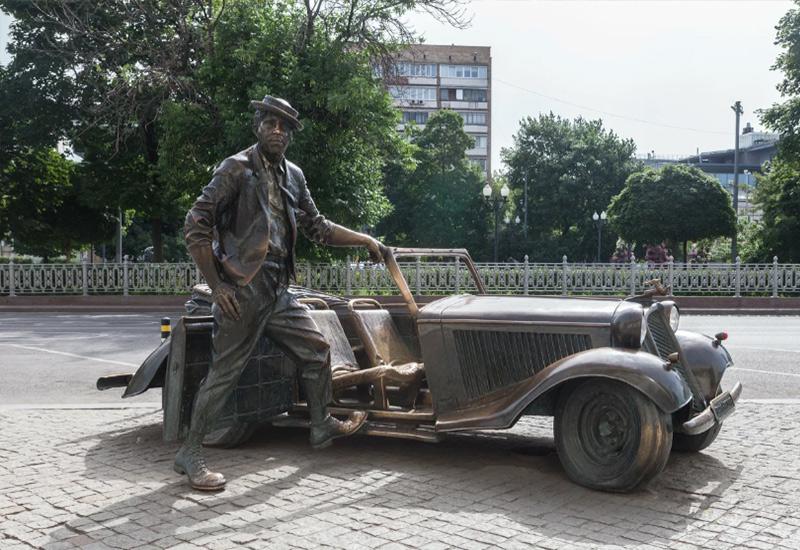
[212,282,241,320]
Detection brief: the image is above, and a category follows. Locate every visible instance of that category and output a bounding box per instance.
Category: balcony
[392,98,437,108]
[406,76,437,86]
[441,101,488,110]
[464,124,488,133]
[396,123,427,132]
[440,77,489,88]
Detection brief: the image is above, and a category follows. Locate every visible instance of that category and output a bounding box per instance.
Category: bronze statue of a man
[176,95,383,490]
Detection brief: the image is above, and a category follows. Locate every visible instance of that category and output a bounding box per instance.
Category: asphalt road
[0,311,797,406]
[0,310,184,406]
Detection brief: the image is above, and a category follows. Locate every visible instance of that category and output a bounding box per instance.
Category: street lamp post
[483,182,510,262]
[592,211,607,263]
[731,100,743,260]
[116,207,124,263]
[523,174,529,240]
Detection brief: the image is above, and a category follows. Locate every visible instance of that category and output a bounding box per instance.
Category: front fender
[675,330,733,401]
[435,347,692,432]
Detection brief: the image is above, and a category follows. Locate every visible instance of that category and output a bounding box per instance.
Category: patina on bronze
[176,95,384,491]
[101,246,742,493]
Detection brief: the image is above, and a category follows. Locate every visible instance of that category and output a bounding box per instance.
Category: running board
[271,414,441,443]
[291,403,435,423]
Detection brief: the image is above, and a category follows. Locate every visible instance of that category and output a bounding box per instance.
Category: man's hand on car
[212,282,241,320]
[365,236,387,264]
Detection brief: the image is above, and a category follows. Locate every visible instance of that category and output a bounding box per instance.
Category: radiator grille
[454,330,591,399]
[646,311,704,411]
[646,312,677,360]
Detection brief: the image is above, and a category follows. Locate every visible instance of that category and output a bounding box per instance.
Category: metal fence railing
[1,256,799,297]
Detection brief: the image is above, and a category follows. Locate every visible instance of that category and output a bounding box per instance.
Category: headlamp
[611,302,647,349]
[661,301,680,332]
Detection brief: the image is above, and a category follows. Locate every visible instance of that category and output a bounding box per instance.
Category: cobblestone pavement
[1,403,799,550]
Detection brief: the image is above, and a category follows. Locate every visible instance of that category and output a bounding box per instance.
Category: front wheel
[554,379,673,492]
[672,387,723,452]
[672,423,721,452]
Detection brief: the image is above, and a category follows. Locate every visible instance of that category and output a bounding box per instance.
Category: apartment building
[385,44,492,177]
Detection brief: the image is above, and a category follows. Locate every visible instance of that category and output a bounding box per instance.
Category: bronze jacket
[184,144,334,286]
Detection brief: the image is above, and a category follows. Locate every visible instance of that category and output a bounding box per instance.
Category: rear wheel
[554,379,672,492]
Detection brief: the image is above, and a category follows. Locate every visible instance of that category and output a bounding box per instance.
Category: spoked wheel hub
[580,399,634,464]
[555,379,672,492]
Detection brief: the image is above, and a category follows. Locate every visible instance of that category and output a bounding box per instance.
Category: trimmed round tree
[608,164,736,260]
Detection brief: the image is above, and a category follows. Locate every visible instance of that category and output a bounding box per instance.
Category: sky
[1,1,794,172]
[409,0,793,170]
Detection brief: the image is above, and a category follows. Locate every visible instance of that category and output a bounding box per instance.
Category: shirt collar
[255,146,286,177]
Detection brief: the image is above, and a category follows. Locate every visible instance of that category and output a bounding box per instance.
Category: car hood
[419,294,632,326]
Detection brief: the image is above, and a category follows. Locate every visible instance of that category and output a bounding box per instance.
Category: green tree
[176,0,404,259]
[502,113,640,261]
[379,110,489,254]
[0,0,216,260]
[608,164,736,259]
[761,0,800,159]
[755,2,800,261]
[0,148,114,260]
[1,0,466,261]
[751,159,800,261]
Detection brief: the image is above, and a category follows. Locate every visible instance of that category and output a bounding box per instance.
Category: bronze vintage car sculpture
[99,247,742,492]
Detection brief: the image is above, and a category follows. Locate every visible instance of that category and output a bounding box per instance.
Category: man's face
[257,113,293,159]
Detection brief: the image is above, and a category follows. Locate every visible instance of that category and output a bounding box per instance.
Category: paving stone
[1,405,800,549]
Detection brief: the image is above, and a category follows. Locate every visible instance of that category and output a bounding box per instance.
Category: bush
[0,256,35,264]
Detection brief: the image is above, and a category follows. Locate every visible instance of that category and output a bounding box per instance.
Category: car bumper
[680,381,743,435]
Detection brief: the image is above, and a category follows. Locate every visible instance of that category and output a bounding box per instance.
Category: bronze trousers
[184,264,331,445]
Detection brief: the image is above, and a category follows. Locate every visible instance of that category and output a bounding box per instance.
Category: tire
[203,421,258,448]
[554,379,673,492]
[672,422,721,452]
[672,387,722,453]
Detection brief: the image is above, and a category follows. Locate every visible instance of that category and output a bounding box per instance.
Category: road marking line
[727,345,800,354]
[0,403,161,410]
[731,367,800,378]
[0,343,138,367]
[0,335,108,341]
[742,399,800,404]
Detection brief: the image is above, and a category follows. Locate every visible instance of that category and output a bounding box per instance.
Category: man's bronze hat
[249,95,303,131]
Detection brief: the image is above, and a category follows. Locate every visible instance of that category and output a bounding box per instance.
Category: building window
[470,158,487,171]
[461,112,487,125]
[390,86,437,101]
[440,64,488,79]
[393,62,437,77]
[440,88,487,102]
[470,135,488,149]
[402,111,429,124]
[462,89,487,102]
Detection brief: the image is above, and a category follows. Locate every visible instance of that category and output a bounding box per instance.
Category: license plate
[710,391,736,422]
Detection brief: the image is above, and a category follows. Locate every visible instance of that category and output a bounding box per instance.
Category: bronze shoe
[173,444,226,491]
[310,411,368,449]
